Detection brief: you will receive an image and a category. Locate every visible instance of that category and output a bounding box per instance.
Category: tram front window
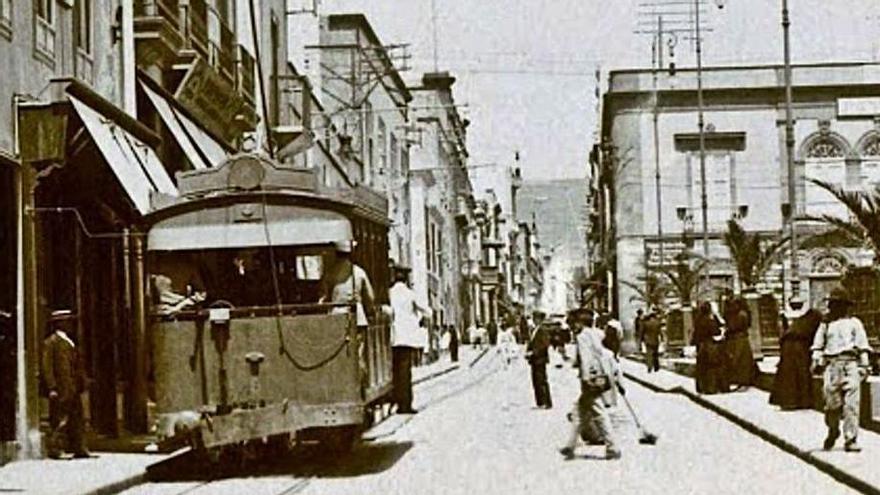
[150,246,330,312]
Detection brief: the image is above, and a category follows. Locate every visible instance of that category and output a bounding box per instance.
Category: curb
[624,370,880,495]
[81,473,146,495]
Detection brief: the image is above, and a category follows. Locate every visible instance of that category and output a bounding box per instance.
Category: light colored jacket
[389,281,429,348]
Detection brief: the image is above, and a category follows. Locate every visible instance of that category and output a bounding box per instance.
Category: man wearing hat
[42,310,90,459]
[388,263,428,414]
[321,239,375,328]
[525,310,552,409]
[811,287,872,452]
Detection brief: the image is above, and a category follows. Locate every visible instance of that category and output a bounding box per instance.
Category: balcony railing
[237,46,255,103]
[75,47,94,85]
[182,0,208,59]
[208,17,235,82]
[134,0,180,29]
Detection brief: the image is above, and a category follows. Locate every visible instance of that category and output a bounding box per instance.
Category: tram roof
[148,154,389,225]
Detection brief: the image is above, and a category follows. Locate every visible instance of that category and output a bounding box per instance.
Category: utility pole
[782,0,799,299]
[652,15,665,268]
[695,0,709,262]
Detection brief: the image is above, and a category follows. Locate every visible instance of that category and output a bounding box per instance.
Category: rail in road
[123,348,499,495]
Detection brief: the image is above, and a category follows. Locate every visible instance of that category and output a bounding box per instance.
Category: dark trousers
[48,395,85,456]
[645,344,660,372]
[392,347,415,412]
[530,363,552,407]
[450,341,459,362]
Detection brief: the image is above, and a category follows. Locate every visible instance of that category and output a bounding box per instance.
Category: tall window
[803,135,848,218]
[74,0,93,83]
[34,0,55,62]
[688,152,732,228]
[270,15,280,127]
[389,133,399,176]
[859,134,880,189]
[377,118,387,174]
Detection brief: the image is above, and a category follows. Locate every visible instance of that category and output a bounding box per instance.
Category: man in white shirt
[389,264,429,414]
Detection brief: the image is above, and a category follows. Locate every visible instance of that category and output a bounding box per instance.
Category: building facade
[408,72,474,349]
[597,62,880,339]
[310,14,413,269]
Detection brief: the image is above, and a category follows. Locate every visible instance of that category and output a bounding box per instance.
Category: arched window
[801,133,850,219]
[805,138,845,159]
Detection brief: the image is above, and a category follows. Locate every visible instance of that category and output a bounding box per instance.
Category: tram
[144,153,393,452]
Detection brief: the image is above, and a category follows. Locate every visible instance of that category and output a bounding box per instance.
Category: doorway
[0,162,17,442]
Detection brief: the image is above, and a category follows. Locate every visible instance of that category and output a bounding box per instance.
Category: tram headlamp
[228,156,266,191]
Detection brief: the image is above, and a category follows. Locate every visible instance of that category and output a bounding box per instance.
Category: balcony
[133,0,183,66]
[135,0,179,29]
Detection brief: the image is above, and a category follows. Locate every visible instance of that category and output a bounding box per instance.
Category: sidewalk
[0,452,168,495]
[0,346,489,495]
[621,357,880,495]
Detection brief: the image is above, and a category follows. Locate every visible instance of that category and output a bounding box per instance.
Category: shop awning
[148,205,352,251]
[141,82,227,168]
[70,96,177,215]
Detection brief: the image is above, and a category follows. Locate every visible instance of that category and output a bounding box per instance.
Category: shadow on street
[146,440,414,483]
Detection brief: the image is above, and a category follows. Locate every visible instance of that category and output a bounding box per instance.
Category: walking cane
[619,391,658,445]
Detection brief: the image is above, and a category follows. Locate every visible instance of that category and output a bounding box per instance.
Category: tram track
[126,349,498,495]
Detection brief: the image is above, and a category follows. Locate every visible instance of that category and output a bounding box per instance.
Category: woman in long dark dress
[724,297,757,390]
[692,301,729,394]
[770,302,822,410]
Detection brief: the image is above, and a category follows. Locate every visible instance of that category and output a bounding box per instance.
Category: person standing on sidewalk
[389,264,429,415]
[770,297,822,410]
[723,297,757,391]
[525,311,552,409]
[639,310,663,373]
[42,309,90,459]
[560,308,621,460]
[811,287,872,452]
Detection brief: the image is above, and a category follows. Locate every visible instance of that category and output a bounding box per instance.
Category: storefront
[16,79,177,453]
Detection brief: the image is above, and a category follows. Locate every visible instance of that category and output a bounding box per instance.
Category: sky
[322,0,880,181]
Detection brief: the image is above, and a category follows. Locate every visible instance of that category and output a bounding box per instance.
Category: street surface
[122,349,857,495]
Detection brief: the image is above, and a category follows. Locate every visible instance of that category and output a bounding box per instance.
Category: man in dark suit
[640,311,663,373]
[525,311,552,408]
[42,309,89,459]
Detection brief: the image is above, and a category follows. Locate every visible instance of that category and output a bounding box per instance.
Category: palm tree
[656,251,709,305]
[723,219,789,291]
[622,271,668,310]
[801,179,880,258]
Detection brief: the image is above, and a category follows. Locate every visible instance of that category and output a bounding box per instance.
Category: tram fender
[197,401,364,449]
